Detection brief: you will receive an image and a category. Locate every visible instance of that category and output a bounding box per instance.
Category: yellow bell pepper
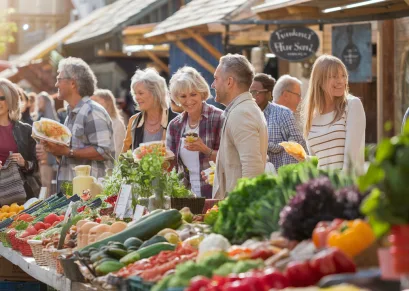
[327,219,375,258]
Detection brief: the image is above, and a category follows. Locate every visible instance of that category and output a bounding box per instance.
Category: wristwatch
[69,149,74,158]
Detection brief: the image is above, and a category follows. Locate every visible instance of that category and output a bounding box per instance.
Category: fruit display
[0,203,24,221]
[133,141,174,161]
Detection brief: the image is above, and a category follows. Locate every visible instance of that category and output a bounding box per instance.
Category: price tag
[133,205,146,222]
[38,187,47,200]
[64,201,74,223]
[114,185,133,219]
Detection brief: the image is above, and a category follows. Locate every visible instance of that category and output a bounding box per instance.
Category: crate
[170,198,205,214]
[0,281,45,291]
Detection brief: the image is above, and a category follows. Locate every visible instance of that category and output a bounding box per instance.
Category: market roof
[145,0,256,39]
[65,0,167,46]
[252,0,409,20]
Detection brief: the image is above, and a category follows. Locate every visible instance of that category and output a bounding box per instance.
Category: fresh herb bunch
[213,160,356,244]
[61,181,73,196]
[359,122,409,237]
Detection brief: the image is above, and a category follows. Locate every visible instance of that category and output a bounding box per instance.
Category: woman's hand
[184,137,210,154]
[9,153,26,167]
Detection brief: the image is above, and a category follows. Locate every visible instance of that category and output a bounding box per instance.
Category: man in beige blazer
[211,54,268,199]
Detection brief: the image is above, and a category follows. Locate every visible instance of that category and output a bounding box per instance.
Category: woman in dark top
[122,68,177,152]
[17,87,33,125]
[0,78,41,199]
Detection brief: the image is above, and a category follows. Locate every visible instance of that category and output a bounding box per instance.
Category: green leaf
[376,139,394,163]
[357,164,384,192]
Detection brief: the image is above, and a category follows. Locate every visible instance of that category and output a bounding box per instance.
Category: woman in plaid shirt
[167,67,224,198]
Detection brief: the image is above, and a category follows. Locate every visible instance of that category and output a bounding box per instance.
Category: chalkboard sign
[269,27,320,62]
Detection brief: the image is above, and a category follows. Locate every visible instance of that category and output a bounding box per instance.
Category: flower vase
[389,225,409,274]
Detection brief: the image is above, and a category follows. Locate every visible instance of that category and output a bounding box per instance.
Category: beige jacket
[213,92,268,199]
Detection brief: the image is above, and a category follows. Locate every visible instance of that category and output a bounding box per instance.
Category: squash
[80,209,182,251]
[110,221,127,234]
[78,222,98,248]
[96,232,114,242]
[89,224,111,244]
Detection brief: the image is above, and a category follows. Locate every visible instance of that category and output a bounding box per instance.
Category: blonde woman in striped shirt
[301,55,366,175]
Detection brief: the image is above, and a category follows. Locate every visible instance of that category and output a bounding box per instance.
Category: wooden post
[175,40,216,74]
[185,29,223,60]
[145,50,170,74]
[379,20,395,137]
[377,21,383,141]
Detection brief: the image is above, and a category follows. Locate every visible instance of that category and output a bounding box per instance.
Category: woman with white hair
[167,66,224,198]
[122,68,178,152]
[91,89,126,159]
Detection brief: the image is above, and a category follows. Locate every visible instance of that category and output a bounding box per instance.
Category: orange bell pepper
[327,219,375,257]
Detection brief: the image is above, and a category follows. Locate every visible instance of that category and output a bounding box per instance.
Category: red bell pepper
[312,219,344,248]
[259,268,290,289]
[285,261,318,287]
[186,276,211,291]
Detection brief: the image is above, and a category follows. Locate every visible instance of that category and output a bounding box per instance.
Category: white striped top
[307,96,366,174]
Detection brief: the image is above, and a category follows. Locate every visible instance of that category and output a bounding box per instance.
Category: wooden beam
[145,50,169,74]
[185,29,223,60]
[175,41,215,74]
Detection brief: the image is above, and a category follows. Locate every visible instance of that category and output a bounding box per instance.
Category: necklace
[188,117,201,129]
[146,124,162,134]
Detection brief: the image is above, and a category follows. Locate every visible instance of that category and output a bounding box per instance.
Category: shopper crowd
[0,53,371,202]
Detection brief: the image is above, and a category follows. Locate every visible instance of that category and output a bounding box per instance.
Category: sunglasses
[250,89,268,96]
[0,96,6,101]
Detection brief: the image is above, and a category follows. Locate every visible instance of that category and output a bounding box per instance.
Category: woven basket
[170,198,205,214]
[43,248,55,270]
[7,229,20,251]
[45,248,72,274]
[28,240,48,266]
[15,233,34,257]
[0,230,11,247]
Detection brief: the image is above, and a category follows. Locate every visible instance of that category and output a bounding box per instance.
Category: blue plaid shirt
[263,102,307,169]
[57,97,115,189]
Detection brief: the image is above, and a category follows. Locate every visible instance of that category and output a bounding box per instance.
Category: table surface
[0,243,95,291]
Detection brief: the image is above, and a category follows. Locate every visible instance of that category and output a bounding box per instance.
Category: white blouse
[307,96,366,175]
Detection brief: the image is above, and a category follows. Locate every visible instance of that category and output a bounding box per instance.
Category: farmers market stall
[0,131,408,291]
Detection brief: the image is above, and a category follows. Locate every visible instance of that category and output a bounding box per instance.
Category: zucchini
[120,242,176,265]
[137,209,164,223]
[106,247,128,259]
[95,261,124,276]
[81,209,182,251]
[139,235,167,249]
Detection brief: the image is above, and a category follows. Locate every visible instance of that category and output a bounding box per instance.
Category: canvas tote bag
[0,160,26,205]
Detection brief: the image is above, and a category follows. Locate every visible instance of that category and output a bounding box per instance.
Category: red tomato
[259,268,290,289]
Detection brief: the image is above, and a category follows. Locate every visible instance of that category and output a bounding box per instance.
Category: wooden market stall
[250,0,409,142]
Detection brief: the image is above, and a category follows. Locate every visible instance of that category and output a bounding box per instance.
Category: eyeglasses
[56,77,71,82]
[0,96,6,101]
[286,90,301,98]
[250,89,268,96]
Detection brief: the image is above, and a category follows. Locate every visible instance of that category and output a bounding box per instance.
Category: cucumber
[81,209,182,251]
[108,242,127,250]
[92,258,118,269]
[95,261,124,276]
[139,235,167,249]
[90,250,111,263]
[120,242,176,265]
[106,247,128,259]
[124,237,143,250]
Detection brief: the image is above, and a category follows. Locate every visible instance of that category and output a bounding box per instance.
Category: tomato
[285,261,318,287]
[259,268,289,289]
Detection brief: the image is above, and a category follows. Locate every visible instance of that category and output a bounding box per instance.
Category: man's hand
[36,144,48,161]
[42,141,70,157]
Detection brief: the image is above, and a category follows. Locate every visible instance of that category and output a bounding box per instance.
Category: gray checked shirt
[57,97,115,190]
[264,102,307,170]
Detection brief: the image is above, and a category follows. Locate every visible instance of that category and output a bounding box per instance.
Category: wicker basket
[45,248,72,274]
[170,198,205,214]
[28,240,48,266]
[7,229,20,251]
[15,233,34,257]
[0,230,11,247]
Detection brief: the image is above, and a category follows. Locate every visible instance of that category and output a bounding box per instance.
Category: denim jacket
[12,121,41,199]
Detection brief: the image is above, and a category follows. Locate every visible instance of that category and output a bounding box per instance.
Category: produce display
[1,130,406,291]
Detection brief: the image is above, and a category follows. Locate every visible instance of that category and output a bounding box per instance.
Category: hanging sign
[269,26,320,62]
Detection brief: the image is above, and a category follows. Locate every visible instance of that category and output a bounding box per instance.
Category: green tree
[0,8,17,56]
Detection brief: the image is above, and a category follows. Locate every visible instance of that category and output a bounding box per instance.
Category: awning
[252,0,409,21]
